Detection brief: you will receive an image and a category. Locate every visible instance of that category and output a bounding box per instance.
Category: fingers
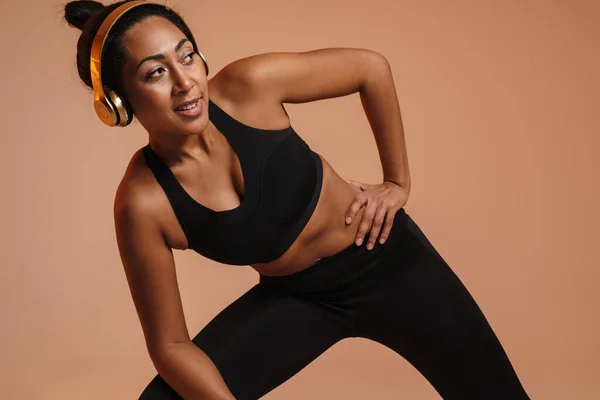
[351,204,398,250]
[345,192,367,225]
[344,184,398,250]
[377,209,396,245]
[365,207,389,249]
[354,200,379,247]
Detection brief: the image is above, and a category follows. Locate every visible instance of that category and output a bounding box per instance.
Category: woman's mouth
[174,98,202,117]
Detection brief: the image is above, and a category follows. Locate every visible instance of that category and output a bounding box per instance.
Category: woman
[64,1,531,399]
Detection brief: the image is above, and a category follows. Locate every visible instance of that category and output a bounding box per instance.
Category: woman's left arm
[345,57,412,249]
[219,48,411,248]
[359,57,411,191]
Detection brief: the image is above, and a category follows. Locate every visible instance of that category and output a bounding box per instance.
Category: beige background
[1,0,598,398]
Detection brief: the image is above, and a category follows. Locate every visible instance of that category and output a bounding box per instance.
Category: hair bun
[64,0,105,30]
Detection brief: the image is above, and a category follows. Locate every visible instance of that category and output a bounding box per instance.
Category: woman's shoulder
[114,148,164,225]
[114,149,190,251]
[208,64,291,132]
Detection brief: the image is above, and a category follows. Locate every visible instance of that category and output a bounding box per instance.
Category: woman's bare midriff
[250,154,367,277]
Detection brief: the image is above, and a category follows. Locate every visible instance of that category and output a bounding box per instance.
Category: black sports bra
[142,99,323,265]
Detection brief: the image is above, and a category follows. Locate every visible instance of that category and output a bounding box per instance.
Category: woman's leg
[354,214,530,399]
[139,283,352,400]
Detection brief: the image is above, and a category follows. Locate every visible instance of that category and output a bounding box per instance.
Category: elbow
[362,49,390,69]
[148,340,190,367]
[359,50,392,90]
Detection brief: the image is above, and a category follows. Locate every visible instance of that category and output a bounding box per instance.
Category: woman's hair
[63,0,199,97]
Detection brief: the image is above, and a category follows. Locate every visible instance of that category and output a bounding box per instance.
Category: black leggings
[139,209,530,399]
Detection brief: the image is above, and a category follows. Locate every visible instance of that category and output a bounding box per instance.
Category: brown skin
[114,16,410,399]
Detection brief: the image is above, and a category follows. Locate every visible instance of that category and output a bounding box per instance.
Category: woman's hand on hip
[344,179,409,249]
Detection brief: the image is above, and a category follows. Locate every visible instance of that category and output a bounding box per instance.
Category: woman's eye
[147,67,164,79]
[145,53,195,80]
[184,52,195,63]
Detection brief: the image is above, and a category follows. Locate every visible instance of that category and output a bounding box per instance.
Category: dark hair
[63,0,199,99]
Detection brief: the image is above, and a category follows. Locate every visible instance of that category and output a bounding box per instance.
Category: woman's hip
[259,208,411,295]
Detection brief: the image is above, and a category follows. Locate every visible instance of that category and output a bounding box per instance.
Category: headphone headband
[90,0,209,127]
[91,1,148,126]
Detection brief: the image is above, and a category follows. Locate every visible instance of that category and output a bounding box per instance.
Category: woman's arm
[216,47,411,190]
[113,181,235,400]
[153,341,236,400]
[217,48,411,249]
[357,55,411,191]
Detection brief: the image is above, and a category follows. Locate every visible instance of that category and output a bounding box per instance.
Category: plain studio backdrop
[1,0,598,398]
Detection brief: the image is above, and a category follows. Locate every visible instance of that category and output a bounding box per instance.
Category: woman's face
[120,16,208,137]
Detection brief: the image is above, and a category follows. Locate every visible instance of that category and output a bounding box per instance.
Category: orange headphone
[90,0,209,127]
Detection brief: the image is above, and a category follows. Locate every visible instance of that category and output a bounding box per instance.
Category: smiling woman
[64,1,531,399]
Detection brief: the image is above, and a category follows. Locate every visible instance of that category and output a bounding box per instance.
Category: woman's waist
[252,156,365,276]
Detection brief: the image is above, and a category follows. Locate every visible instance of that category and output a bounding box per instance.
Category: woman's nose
[172,68,194,93]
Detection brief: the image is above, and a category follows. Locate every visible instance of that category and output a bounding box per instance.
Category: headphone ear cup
[105,87,132,127]
[197,50,209,76]
[113,87,134,125]
[94,94,118,127]
[121,96,134,125]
